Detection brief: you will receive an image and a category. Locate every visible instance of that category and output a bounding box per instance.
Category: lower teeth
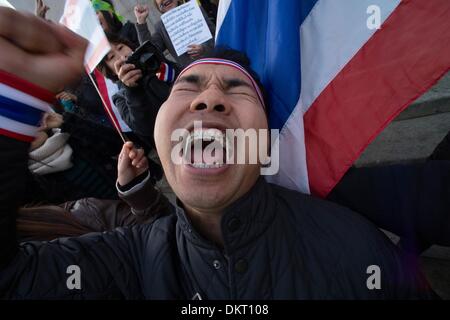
[191,163,225,169]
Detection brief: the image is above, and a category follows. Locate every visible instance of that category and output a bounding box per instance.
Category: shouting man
[0,8,436,299]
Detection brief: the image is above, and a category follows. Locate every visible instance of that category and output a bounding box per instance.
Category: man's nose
[189,87,231,114]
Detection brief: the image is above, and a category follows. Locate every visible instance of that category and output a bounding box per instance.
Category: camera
[126,40,164,75]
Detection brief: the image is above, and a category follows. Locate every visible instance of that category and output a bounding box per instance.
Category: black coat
[0,136,436,299]
[329,161,450,251]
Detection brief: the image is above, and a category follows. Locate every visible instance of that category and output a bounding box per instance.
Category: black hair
[96,0,123,34]
[100,10,123,34]
[97,32,137,82]
[192,46,270,118]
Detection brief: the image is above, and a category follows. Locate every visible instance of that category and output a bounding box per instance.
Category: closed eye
[174,86,198,93]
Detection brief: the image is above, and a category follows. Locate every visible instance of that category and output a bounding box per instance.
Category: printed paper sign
[161,0,212,57]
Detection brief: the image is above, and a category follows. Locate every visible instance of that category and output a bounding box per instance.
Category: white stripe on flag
[299,0,401,114]
[60,0,110,72]
[0,83,51,112]
[0,114,39,137]
[268,0,401,194]
[216,0,232,41]
[85,27,111,72]
[104,78,132,132]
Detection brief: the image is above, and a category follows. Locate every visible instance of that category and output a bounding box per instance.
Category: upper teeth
[181,128,234,167]
[184,128,227,151]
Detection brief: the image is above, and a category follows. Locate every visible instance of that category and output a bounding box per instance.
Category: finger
[124,141,134,152]
[0,37,34,81]
[52,23,88,63]
[118,143,133,167]
[135,158,148,169]
[114,59,124,75]
[119,63,136,75]
[118,64,136,80]
[129,149,137,160]
[0,8,62,53]
[121,70,140,83]
[134,148,145,162]
[132,152,145,167]
[121,69,142,83]
[124,74,143,87]
[125,73,143,86]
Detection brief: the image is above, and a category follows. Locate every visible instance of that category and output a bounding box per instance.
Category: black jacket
[0,135,436,299]
[329,162,450,251]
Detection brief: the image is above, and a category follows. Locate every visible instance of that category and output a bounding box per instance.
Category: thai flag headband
[176,58,266,111]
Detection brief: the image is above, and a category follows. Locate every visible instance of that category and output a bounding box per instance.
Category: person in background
[97,33,177,154]
[134,0,216,67]
[18,141,171,242]
[198,0,218,24]
[23,110,124,205]
[33,1,129,132]
[54,0,142,129]
[93,0,140,47]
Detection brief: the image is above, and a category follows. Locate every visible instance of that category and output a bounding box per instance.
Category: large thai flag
[216,0,450,197]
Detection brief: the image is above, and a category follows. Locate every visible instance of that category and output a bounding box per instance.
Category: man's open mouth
[182,127,232,169]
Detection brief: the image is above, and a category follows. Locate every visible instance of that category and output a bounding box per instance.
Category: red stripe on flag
[93,69,122,131]
[0,70,55,103]
[304,0,450,197]
[158,63,166,81]
[0,128,34,142]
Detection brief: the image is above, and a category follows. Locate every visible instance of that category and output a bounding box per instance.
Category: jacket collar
[174,177,277,254]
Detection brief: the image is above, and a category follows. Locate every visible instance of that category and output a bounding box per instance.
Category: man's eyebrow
[174,74,203,86]
[223,78,253,90]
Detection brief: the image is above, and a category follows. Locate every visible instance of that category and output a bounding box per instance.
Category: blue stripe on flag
[216,0,319,129]
[168,64,174,82]
[0,94,44,126]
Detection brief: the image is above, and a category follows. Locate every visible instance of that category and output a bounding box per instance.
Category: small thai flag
[0,70,53,142]
[157,62,176,83]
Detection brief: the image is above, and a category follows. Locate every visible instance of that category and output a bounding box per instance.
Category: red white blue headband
[177,58,266,110]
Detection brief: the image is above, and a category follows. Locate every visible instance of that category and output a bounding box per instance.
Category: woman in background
[134,0,216,67]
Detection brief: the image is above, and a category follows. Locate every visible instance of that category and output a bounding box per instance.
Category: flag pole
[86,69,127,143]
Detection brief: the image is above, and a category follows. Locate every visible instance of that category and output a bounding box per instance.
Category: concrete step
[356,71,450,167]
[396,72,450,121]
[356,111,450,167]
